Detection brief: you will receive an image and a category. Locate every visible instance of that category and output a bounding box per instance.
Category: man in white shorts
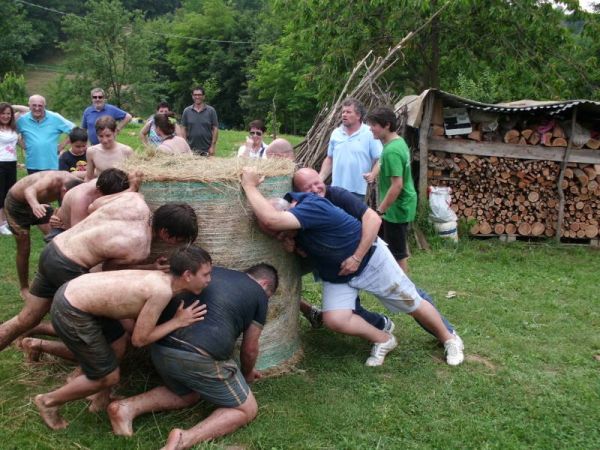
[241,167,464,366]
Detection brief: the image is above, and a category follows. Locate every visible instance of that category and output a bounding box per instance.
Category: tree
[245,0,600,133]
[165,0,256,127]
[121,0,180,18]
[0,0,39,77]
[60,0,159,114]
[0,73,28,105]
[21,0,85,59]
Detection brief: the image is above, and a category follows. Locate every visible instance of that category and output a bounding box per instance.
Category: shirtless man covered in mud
[0,191,198,352]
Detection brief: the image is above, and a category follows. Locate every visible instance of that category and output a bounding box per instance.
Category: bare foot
[34,394,68,430]
[21,338,42,362]
[107,400,134,436]
[163,428,186,450]
[88,390,112,413]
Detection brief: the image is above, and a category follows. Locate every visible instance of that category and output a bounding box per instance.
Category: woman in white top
[155,113,192,155]
[0,103,22,235]
[237,119,268,158]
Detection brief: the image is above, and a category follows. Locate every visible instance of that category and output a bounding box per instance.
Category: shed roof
[396,89,600,128]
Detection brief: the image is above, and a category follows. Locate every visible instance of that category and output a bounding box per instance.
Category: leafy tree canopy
[58,0,160,115]
[165,0,255,127]
[0,0,39,76]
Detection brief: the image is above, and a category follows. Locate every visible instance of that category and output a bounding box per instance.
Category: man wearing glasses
[81,88,132,145]
[181,86,219,156]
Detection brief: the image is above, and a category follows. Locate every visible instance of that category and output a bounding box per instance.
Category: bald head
[266,139,294,160]
[28,95,46,120]
[293,167,326,197]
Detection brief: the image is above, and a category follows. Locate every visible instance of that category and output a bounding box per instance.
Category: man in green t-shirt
[366,107,417,272]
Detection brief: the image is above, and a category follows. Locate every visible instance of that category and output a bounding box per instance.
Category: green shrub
[0,73,28,104]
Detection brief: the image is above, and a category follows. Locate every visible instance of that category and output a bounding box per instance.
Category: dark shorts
[382,220,410,261]
[0,161,17,207]
[51,284,125,380]
[4,191,53,236]
[30,241,88,299]
[151,344,250,407]
[43,227,65,243]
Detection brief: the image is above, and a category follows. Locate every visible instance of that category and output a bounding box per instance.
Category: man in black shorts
[34,246,212,430]
[367,106,417,273]
[107,263,278,449]
[4,171,83,296]
[0,194,198,352]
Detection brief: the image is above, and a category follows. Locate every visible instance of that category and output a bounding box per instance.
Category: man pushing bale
[34,245,212,430]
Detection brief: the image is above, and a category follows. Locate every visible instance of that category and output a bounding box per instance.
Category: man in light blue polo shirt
[319,98,382,202]
[81,88,132,145]
[17,95,74,173]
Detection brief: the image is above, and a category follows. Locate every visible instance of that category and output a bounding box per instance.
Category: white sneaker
[444,333,464,366]
[383,315,395,334]
[365,335,398,367]
[0,223,12,236]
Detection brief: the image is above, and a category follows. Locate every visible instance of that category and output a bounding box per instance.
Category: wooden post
[555,107,577,243]
[418,92,435,205]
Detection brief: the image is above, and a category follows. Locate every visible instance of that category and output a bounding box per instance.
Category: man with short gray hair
[319,98,381,202]
[81,88,132,145]
[17,95,74,173]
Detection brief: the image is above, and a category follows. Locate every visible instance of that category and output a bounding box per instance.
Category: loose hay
[127,154,302,373]
[120,152,296,182]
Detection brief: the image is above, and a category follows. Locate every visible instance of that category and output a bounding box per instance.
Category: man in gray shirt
[181,86,219,156]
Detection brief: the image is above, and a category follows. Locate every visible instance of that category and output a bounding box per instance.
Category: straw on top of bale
[119,152,296,183]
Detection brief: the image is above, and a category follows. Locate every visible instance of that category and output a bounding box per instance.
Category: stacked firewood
[433,117,600,150]
[428,152,600,238]
[501,122,600,149]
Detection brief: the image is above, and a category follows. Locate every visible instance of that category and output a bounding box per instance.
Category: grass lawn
[0,127,598,448]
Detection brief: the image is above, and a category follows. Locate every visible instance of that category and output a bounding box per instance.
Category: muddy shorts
[151,344,250,407]
[51,284,125,380]
[30,241,88,299]
[4,191,53,236]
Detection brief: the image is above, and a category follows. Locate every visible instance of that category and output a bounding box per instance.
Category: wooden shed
[397,89,600,243]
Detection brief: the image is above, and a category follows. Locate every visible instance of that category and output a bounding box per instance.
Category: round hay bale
[122,154,302,374]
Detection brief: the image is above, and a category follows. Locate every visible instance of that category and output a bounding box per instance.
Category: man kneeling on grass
[34,245,212,430]
[107,263,278,449]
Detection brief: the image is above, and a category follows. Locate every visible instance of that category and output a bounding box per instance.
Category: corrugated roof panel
[436,90,600,116]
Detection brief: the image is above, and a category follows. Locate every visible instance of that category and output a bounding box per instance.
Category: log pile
[434,113,600,150]
[428,153,600,239]
[499,122,600,149]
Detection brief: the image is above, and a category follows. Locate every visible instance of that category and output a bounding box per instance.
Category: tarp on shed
[396,89,600,128]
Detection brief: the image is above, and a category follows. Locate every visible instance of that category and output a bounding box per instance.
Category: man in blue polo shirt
[17,95,74,173]
[319,98,381,202]
[241,166,464,367]
[81,88,132,145]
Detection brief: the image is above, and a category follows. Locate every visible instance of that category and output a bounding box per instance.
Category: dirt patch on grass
[466,354,497,370]
[432,353,497,371]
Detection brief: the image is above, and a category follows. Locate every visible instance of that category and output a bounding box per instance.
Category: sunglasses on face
[92,96,104,99]
[249,131,263,136]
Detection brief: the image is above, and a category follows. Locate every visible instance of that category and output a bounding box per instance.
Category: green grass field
[0,127,598,448]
